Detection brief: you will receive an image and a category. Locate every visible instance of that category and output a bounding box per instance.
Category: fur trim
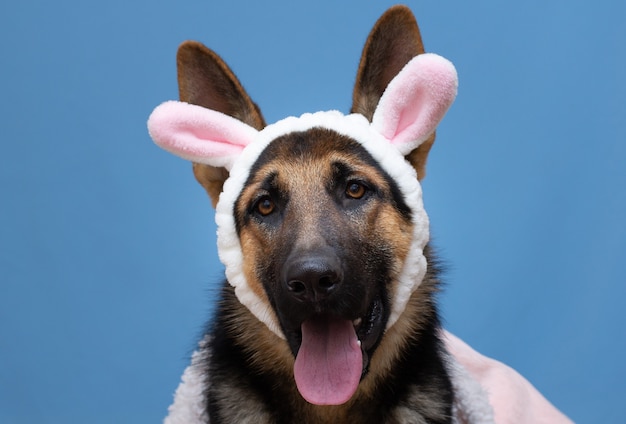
[163,337,210,424]
[215,111,429,338]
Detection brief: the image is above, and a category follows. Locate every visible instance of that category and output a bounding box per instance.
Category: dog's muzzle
[276,248,387,406]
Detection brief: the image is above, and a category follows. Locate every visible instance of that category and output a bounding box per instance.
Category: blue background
[1,1,624,422]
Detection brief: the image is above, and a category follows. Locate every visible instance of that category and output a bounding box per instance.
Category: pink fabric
[444,332,573,424]
[372,53,458,156]
[147,101,258,170]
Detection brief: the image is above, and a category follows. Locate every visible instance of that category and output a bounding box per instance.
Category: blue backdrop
[1,1,624,422]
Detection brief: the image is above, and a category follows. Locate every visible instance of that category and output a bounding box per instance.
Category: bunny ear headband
[148,53,458,338]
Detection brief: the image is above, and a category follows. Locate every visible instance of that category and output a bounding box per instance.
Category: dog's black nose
[283,254,342,303]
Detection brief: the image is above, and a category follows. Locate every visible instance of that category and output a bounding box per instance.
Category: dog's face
[234,128,414,372]
[147,5,457,407]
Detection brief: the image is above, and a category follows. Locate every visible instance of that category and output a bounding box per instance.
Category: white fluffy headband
[148,53,458,338]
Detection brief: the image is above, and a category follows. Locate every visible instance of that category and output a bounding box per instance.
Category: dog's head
[148,6,457,406]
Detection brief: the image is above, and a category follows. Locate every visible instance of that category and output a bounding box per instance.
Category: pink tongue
[294,317,362,405]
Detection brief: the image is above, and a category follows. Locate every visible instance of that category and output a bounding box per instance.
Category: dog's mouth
[290,296,386,406]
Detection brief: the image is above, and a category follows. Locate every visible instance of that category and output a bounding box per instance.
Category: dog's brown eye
[256,196,275,216]
[346,182,366,199]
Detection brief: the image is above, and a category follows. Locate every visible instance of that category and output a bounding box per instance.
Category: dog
[150,5,461,423]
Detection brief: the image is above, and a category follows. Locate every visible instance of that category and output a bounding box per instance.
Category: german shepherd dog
[149,5,461,423]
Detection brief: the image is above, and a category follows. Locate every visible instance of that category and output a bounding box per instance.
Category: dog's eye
[345,182,367,199]
[255,196,275,216]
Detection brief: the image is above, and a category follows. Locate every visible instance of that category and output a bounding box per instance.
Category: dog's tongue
[294,317,362,405]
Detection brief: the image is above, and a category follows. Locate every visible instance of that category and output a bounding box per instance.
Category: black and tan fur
[178,6,453,423]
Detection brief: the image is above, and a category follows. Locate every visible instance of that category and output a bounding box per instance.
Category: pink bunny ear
[147,101,258,170]
[371,53,458,156]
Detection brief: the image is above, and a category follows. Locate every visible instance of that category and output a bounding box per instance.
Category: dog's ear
[352,6,435,180]
[177,41,266,207]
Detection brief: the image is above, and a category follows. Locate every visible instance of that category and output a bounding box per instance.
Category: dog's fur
[177,6,453,423]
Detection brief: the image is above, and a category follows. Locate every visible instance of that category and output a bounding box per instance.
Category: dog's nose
[283,255,342,303]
